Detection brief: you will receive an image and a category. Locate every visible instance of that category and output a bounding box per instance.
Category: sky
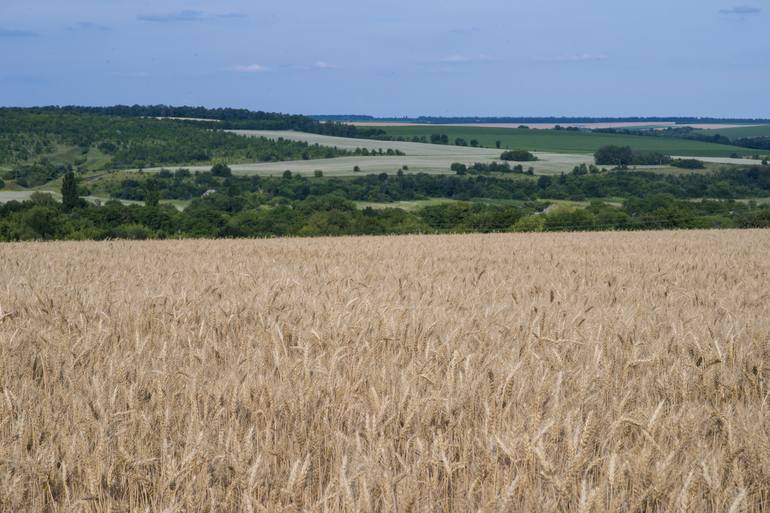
[0,0,768,117]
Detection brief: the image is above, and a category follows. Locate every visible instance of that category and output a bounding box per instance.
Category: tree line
[2,106,387,139]
[2,178,770,242]
[102,163,770,205]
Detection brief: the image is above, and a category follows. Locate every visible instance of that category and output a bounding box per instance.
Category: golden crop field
[1,231,769,512]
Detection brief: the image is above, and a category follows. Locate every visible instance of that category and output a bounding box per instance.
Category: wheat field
[1,231,769,512]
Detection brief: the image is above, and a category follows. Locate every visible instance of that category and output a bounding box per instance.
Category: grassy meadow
[1,231,768,512]
[695,125,770,139]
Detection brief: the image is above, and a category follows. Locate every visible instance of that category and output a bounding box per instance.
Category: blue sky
[0,0,767,117]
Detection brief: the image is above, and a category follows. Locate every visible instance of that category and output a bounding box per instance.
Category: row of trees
[593,146,673,167]
[2,106,387,139]
[104,164,770,205]
[3,183,770,242]
[451,162,535,175]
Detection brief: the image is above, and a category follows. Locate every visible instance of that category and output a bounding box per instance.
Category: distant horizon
[2,106,770,123]
[310,114,770,123]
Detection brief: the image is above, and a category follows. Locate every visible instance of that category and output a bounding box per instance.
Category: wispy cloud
[440,54,492,63]
[138,10,204,22]
[719,5,761,14]
[112,71,150,78]
[449,27,481,36]
[551,53,609,62]
[0,27,37,38]
[231,64,269,73]
[69,21,109,32]
[138,10,247,23]
[314,61,337,70]
[216,13,248,19]
[441,54,471,63]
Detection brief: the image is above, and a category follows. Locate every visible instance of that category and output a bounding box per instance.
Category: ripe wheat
[0,230,768,512]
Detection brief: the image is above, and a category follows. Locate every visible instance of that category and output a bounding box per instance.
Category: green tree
[61,170,80,211]
[571,164,589,176]
[594,145,634,167]
[144,178,160,207]
[211,163,232,177]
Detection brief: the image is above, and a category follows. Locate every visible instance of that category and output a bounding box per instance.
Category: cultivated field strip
[224,130,596,175]
[0,231,769,512]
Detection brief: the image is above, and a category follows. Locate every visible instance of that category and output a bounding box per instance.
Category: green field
[694,125,770,139]
[375,126,758,157]
[182,130,599,176]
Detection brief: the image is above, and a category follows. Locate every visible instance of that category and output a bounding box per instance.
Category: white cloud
[552,53,609,62]
[231,64,269,73]
[112,71,150,78]
[0,27,36,38]
[69,21,109,32]
[441,54,471,63]
[719,5,761,15]
[440,54,492,63]
[314,61,337,69]
[138,10,247,23]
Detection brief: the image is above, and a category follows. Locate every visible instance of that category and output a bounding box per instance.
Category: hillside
[371,125,759,157]
[0,110,352,175]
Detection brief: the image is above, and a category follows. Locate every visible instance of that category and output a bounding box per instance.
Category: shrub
[501,150,537,162]
[671,159,705,170]
[211,163,232,177]
[511,215,545,232]
[110,223,154,240]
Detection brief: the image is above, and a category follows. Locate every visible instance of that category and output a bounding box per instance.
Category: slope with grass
[374,125,758,156]
[0,111,353,173]
[694,124,770,139]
